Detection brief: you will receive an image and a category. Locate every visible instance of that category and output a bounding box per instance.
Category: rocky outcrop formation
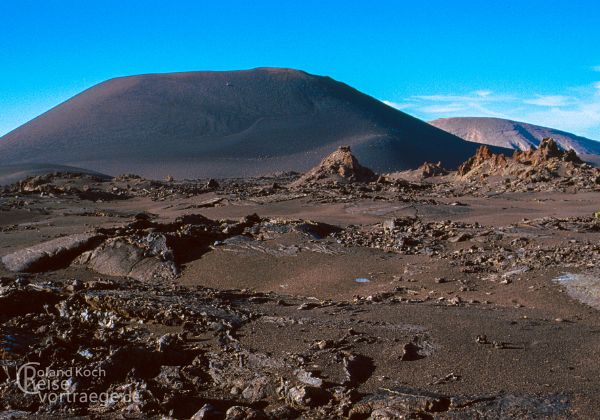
[459,138,582,177]
[457,145,508,176]
[74,213,235,281]
[455,138,600,192]
[1,233,105,272]
[513,137,583,165]
[293,146,377,186]
[418,161,449,178]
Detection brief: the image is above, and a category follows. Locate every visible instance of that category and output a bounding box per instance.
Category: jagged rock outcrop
[418,161,449,178]
[457,146,508,176]
[456,138,600,192]
[458,138,584,178]
[293,146,377,186]
[513,138,583,165]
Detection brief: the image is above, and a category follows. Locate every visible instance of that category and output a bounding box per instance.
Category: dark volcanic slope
[0,68,506,178]
[430,117,600,165]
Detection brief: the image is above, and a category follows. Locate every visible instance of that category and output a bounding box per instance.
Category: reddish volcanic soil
[1,144,600,418]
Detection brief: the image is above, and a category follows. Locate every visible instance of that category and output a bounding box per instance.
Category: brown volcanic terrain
[1,147,600,418]
[430,117,600,166]
[0,68,509,179]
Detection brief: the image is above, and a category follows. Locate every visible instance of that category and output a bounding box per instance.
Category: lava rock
[286,385,331,408]
[76,238,178,282]
[1,233,105,272]
[225,406,267,419]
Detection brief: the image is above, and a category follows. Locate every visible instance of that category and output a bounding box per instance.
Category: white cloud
[524,95,573,107]
[474,90,493,97]
[412,92,514,103]
[387,84,600,139]
[418,103,467,113]
[414,94,480,102]
[381,100,414,110]
[404,91,514,119]
[523,102,600,134]
[462,102,508,118]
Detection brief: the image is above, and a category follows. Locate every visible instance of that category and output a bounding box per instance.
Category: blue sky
[2,0,600,138]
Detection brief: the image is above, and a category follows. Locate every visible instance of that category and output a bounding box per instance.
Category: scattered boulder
[1,233,105,272]
[400,342,426,361]
[295,368,324,387]
[353,390,450,418]
[225,406,267,420]
[286,385,331,408]
[343,352,375,385]
[241,375,274,402]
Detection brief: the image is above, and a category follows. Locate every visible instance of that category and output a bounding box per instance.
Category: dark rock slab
[1,233,105,272]
[76,238,178,282]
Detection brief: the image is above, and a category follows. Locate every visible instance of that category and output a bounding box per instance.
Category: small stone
[206,179,220,189]
[400,342,423,361]
[297,302,319,310]
[225,406,266,420]
[296,368,324,387]
[448,296,462,305]
[15,277,30,287]
[67,279,84,292]
[449,233,472,243]
[286,386,331,408]
[493,341,506,349]
[311,339,333,350]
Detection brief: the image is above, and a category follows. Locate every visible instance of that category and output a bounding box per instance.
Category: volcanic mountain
[0,68,508,178]
[430,117,600,166]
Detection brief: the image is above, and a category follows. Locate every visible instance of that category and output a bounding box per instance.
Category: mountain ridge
[430,117,600,165]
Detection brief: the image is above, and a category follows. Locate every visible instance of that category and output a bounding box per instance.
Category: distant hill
[430,117,600,165]
[0,68,509,178]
